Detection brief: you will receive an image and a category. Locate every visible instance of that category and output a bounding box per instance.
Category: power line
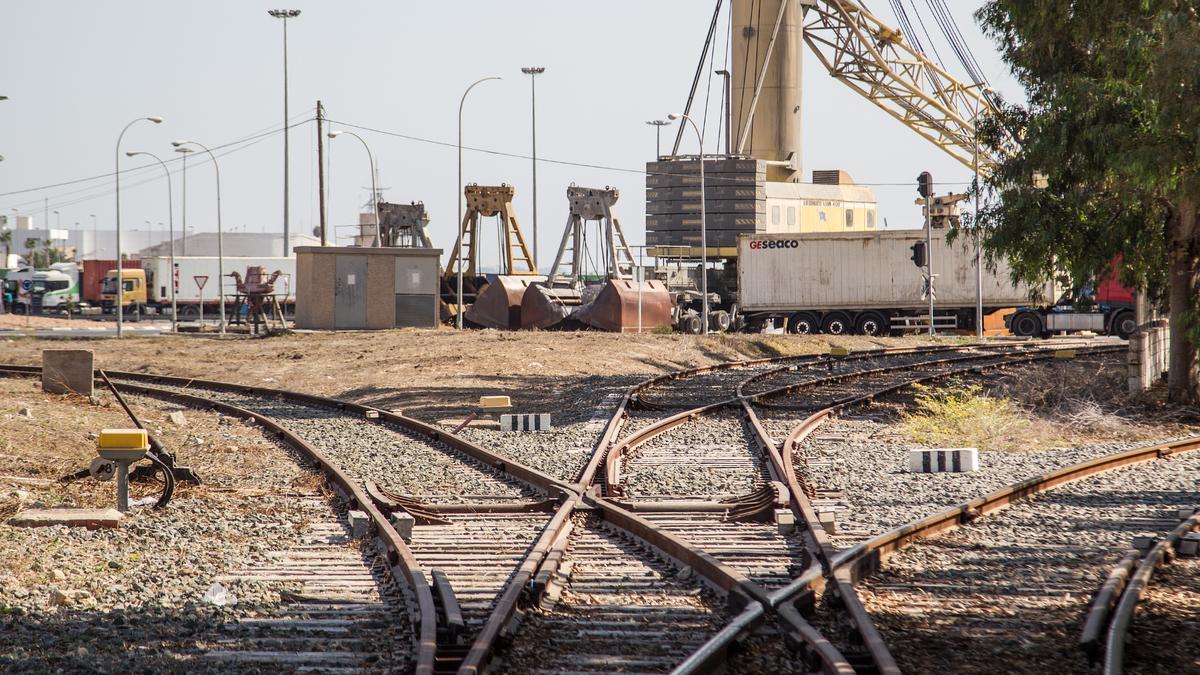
[0,109,316,203]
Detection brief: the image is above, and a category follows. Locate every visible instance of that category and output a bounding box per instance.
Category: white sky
[0,1,1020,266]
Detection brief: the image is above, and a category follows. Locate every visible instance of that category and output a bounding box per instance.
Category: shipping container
[98,256,296,316]
[736,230,1052,335]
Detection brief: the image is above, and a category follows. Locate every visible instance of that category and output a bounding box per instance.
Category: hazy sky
[0,1,1019,266]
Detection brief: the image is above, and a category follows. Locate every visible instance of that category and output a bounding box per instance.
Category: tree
[967,1,1200,404]
[0,227,11,264]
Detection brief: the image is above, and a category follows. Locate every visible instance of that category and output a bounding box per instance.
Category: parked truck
[735,230,1053,335]
[1007,268,1137,338]
[3,262,81,314]
[101,256,295,318]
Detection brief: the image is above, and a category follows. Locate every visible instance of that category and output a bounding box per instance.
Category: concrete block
[390,512,414,542]
[1178,533,1200,557]
[908,448,979,473]
[818,510,837,535]
[364,410,380,420]
[42,349,94,397]
[500,414,552,432]
[480,396,512,410]
[1132,533,1159,551]
[167,411,188,427]
[774,508,796,534]
[347,510,370,539]
[9,507,123,530]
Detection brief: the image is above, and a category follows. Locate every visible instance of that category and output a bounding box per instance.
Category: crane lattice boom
[803,0,1007,172]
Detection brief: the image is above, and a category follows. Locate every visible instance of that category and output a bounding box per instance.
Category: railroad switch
[97,429,149,513]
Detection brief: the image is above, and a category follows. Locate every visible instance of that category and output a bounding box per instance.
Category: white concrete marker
[908,448,979,473]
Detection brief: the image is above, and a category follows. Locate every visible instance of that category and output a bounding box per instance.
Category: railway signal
[917,171,934,198]
[910,241,927,268]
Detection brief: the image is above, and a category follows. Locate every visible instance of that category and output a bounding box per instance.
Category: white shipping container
[737,230,1047,312]
[141,257,296,304]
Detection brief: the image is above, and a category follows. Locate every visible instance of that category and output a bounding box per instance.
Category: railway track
[5,338,1191,675]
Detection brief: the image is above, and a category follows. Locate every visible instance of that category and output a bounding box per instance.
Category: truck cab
[100,268,148,313]
[1008,275,1137,338]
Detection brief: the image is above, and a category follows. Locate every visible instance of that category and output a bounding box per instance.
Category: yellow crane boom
[802,0,1007,172]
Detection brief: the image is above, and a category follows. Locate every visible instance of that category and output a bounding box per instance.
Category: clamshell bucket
[520,284,584,330]
[464,275,546,330]
[573,278,674,333]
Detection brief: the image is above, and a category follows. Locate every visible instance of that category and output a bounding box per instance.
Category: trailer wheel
[180,305,201,319]
[821,311,851,336]
[1011,311,1043,338]
[709,310,732,333]
[681,313,703,335]
[1111,311,1137,339]
[855,311,889,337]
[787,312,819,335]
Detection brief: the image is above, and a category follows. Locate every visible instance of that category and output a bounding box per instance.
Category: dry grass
[902,383,1041,452]
[899,357,1198,452]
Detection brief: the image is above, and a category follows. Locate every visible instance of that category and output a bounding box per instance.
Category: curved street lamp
[668,112,709,334]
[456,76,501,330]
[171,139,225,335]
[126,150,177,332]
[115,116,164,337]
[327,130,380,247]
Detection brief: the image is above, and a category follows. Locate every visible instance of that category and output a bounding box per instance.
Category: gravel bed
[0,389,407,672]
[788,414,1197,549]
[147,386,537,502]
[622,413,766,498]
[856,446,1200,674]
[456,377,630,484]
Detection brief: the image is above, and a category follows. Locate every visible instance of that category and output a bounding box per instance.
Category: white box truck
[736,230,1052,335]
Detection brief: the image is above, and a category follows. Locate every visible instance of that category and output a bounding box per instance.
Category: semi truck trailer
[735,230,1052,335]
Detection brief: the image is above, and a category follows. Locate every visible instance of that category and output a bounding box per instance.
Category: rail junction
[1,339,1196,674]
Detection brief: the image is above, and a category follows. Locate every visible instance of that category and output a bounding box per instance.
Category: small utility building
[294,246,442,330]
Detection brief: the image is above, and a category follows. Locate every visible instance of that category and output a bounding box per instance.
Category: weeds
[902,382,1036,452]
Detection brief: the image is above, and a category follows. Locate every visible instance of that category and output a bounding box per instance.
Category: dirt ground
[0,329,945,420]
[0,312,88,330]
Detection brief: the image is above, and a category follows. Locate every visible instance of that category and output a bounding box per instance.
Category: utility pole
[715,70,732,154]
[521,67,545,270]
[316,100,327,246]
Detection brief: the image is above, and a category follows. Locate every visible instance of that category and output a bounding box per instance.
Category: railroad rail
[5,339,1179,675]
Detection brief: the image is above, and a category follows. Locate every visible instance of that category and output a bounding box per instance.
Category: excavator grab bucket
[465,275,547,330]
[573,279,674,333]
[521,283,584,330]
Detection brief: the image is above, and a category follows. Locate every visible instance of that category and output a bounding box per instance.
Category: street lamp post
[175,145,194,256]
[268,8,301,257]
[172,140,225,335]
[115,115,164,338]
[125,150,176,332]
[521,66,545,270]
[668,113,709,334]
[456,76,501,330]
[715,70,732,154]
[646,120,672,157]
[327,131,380,247]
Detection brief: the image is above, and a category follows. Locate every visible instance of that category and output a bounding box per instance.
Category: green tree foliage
[967,0,1200,403]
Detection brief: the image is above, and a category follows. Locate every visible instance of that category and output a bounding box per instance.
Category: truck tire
[681,313,703,335]
[821,311,852,336]
[1111,311,1137,339]
[709,310,732,333]
[788,312,819,335]
[180,305,200,319]
[855,311,889,337]
[1011,311,1043,338]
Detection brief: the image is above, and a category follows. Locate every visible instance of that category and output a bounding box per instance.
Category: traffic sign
[20,280,31,291]
[194,275,209,291]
